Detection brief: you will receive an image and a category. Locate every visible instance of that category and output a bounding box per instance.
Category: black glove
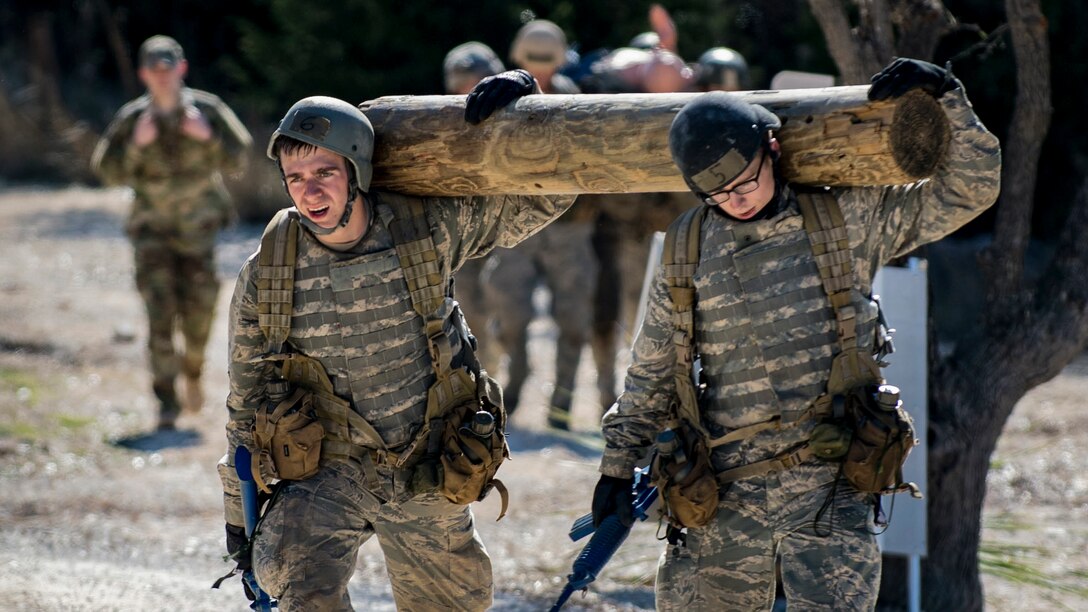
[225,523,256,600]
[591,475,635,528]
[226,523,252,571]
[464,69,536,125]
[868,58,957,101]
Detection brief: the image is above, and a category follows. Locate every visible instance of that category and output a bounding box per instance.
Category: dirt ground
[0,186,1084,611]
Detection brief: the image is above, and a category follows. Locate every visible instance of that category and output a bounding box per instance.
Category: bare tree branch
[892,0,953,61]
[807,0,870,83]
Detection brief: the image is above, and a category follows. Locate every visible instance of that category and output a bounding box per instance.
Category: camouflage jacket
[600,87,1002,480]
[219,191,576,525]
[91,88,252,242]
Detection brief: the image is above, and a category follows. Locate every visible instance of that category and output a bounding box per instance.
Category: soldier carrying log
[588,58,1000,609]
[216,69,581,611]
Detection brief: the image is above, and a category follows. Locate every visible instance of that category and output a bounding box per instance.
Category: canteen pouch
[253,386,325,483]
[438,372,510,513]
[841,385,917,493]
[651,421,720,529]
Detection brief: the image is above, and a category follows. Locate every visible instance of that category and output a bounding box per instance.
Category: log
[359,86,950,196]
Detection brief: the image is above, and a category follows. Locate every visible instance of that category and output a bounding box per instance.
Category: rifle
[549,466,658,611]
[234,446,277,611]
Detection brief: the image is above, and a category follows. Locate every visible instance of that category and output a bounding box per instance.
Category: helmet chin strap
[295,179,359,236]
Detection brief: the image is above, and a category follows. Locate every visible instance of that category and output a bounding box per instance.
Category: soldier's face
[280,147,352,229]
[138,61,187,101]
[706,138,779,220]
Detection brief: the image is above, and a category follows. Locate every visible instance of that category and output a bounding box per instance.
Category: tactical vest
[253,194,506,507]
[662,190,885,484]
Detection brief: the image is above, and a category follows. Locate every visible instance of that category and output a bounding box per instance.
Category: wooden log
[359,86,950,196]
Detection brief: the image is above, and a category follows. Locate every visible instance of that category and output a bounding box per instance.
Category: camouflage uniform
[600,89,1001,608]
[91,88,251,426]
[481,73,597,427]
[220,191,575,611]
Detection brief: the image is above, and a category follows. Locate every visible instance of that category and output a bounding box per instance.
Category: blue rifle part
[550,466,658,611]
[234,446,277,611]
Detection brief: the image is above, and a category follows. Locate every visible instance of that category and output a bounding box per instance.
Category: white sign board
[872,261,929,558]
[770,70,835,90]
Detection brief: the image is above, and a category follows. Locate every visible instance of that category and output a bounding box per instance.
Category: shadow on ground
[110,428,202,451]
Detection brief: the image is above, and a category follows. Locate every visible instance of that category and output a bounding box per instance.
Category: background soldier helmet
[628,31,661,50]
[696,47,750,91]
[444,42,505,94]
[509,19,568,70]
[668,91,780,196]
[266,96,374,194]
[138,35,184,68]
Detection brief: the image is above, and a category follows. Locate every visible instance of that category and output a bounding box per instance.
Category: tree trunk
[807,0,873,84]
[981,0,1052,320]
[924,3,1057,607]
[361,88,948,196]
[892,0,953,62]
[808,0,953,86]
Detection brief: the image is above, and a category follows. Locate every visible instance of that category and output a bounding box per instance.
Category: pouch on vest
[650,418,719,529]
[438,370,509,512]
[252,381,324,489]
[840,384,917,494]
[797,190,919,497]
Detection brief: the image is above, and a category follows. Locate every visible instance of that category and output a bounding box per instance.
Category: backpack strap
[662,204,711,436]
[383,195,447,318]
[256,208,299,354]
[796,190,881,394]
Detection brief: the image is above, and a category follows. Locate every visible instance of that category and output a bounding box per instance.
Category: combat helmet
[510,20,568,70]
[696,47,750,91]
[444,41,505,94]
[628,31,661,50]
[267,96,374,234]
[668,91,780,197]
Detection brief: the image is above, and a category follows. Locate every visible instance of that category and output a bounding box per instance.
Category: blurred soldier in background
[442,41,506,374]
[444,41,505,96]
[579,5,698,414]
[508,19,580,94]
[628,31,661,50]
[482,19,598,430]
[695,46,751,92]
[91,35,252,431]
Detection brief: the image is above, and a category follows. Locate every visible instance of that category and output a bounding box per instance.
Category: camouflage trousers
[253,459,492,612]
[132,235,218,423]
[656,472,880,611]
[481,222,598,427]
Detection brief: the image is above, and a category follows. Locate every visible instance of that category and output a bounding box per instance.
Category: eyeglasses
[704,150,767,205]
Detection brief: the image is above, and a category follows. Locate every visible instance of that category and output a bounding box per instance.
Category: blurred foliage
[0,0,1083,233]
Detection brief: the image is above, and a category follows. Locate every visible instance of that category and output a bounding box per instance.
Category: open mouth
[308,205,330,220]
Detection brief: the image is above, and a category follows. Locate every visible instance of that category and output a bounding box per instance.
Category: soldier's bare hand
[180,105,213,142]
[131,108,158,148]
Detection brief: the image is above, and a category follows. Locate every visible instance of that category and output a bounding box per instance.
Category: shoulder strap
[256,208,299,354]
[382,194,447,318]
[662,204,710,432]
[797,191,881,393]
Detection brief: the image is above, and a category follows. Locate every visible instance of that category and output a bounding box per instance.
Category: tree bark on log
[360,87,948,196]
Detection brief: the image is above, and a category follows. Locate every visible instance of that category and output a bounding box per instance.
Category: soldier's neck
[316,194,370,251]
